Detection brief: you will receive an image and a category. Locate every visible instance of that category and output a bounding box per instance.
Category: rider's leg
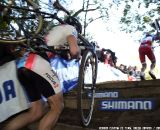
[139,46,146,80]
[2,100,44,130]
[24,54,64,130]
[140,62,147,80]
[2,67,46,130]
[38,92,64,130]
[141,62,147,72]
[150,60,156,72]
[148,49,156,79]
[149,60,156,79]
[15,66,63,130]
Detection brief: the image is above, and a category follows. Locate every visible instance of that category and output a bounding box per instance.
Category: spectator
[100,48,117,67]
[118,64,128,74]
[128,71,136,81]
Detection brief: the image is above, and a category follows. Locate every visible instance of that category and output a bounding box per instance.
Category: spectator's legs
[38,92,64,130]
[2,100,44,130]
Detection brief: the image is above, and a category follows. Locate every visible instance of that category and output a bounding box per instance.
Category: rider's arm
[64,24,81,59]
[67,35,81,59]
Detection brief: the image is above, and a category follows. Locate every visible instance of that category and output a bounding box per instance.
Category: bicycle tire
[77,49,98,127]
[0,0,43,44]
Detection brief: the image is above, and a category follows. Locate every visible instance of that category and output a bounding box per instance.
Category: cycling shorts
[139,45,155,64]
[16,53,61,102]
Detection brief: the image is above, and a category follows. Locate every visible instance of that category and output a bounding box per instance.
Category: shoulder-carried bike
[0,0,99,127]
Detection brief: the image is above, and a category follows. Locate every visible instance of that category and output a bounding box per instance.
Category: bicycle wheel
[77,49,98,126]
[0,0,43,44]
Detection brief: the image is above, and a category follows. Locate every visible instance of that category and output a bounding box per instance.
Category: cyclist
[139,31,160,80]
[2,17,81,130]
[45,17,81,59]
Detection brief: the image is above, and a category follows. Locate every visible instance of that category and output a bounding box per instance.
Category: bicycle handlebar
[154,19,160,33]
[1,0,97,52]
[53,0,70,15]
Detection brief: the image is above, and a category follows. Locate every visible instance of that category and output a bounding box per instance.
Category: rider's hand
[70,51,81,61]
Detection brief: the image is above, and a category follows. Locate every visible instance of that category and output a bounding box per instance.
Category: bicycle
[154,18,160,33]
[0,0,98,127]
[152,18,160,49]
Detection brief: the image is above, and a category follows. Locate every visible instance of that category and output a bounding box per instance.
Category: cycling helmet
[65,16,82,34]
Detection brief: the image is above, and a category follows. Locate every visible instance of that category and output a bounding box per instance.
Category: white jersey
[141,36,153,43]
[45,24,78,47]
[141,35,155,46]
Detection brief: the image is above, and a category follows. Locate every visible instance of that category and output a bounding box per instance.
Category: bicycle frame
[154,19,160,33]
[1,0,95,52]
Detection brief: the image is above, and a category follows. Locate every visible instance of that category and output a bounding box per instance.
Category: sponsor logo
[54,83,59,88]
[100,99,154,111]
[88,91,119,98]
[45,73,57,85]
[0,80,16,104]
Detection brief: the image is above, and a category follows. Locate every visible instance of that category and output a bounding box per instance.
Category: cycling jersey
[139,35,157,64]
[140,35,157,46]
[45,24,78,47]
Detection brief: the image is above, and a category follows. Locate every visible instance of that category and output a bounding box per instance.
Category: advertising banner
[0,61,28,122]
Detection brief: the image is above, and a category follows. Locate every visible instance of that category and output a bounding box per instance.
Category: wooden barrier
[61,79,160,127]
[1,79,160,129]
[64,79,160,109]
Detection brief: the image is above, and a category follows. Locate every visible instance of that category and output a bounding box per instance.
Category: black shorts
[17,67,56,102]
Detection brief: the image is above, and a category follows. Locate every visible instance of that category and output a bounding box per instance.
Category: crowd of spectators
[117,64,141,81]
[97,47,141,81]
